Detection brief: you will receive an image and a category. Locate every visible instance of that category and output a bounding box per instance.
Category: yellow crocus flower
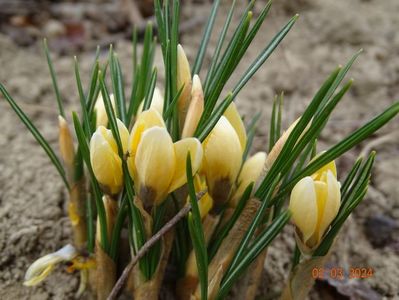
[230,152,266,207]
[127,109,203,209]
[94,93,116,128]
[90,119,129,195]
[289,162,340,250]
[202,115,244,209]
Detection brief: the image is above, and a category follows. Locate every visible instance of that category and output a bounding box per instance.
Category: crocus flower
[201,104,245,209]
[127,109,203,209]
[90,119,129,195]
[289,161,341,250]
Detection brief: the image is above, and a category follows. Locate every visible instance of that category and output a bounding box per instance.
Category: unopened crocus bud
[58,116,75,176]
[94,93,116,128]
[182,75,204,138]
[127,109,203,209]
[177,44,192,127]
[202,116,243,210]
[90,119,128,195]
[137,87,165,116]
[289,162,340,251]
[24,244,77,286]
[230,152,266,207]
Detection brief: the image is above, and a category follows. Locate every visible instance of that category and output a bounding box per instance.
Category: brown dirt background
[1,0,398,299]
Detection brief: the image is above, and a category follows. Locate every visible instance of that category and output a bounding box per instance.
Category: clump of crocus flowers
[2,1,398,300]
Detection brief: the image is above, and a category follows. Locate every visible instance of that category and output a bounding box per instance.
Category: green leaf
[341,156,363,199]
[74,57,92,137]
[218,210,291,299]
[192,0,220,76]
[204,0,236,91]
[232,14,298,98]
[110,51,127,124]
[142,68,158,111]
[255,66,341,200]
[186,154,208,300]
[278,101,399,198]
[203,11,252,120]
[195,93,234,142]
[43,39,65,117]
[110,198,128,260]
[0,83,69,189]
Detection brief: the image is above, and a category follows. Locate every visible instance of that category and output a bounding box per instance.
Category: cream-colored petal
[168,137,203,192]
[128,109,165,158]
[90,130,123,194]
[116,119,129,153]
[231,152,267,207]
[94,93,116,128]
[24,244,77,286]
[317,170,341,241]
[202,116,242,200]
[151,87,164,115]
[289,176,318,243]
[177,44,192,126]
[135,127,175,206]
[182,75,204,138]
[223,102,246,152]
[136,87,165,116]
[58,115,75,168]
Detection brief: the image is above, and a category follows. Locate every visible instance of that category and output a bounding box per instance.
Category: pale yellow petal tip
[182,75,204,138]
[24,244,77,286]
[58,115,67,126]
[223,102,247,152]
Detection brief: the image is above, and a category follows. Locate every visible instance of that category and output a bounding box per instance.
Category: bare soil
[0,0,398,299]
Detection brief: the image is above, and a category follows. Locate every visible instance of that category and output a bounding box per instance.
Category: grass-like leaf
[43,39,65,117]
[110,50,127,124]
[278,101,399,198]
[0,83,69,188]
[232,14,298,98]
[186,154,208,300]
[218,210,291,299]
[142,68,158,111]
[204,0,236,91]
[191,0,220,76]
